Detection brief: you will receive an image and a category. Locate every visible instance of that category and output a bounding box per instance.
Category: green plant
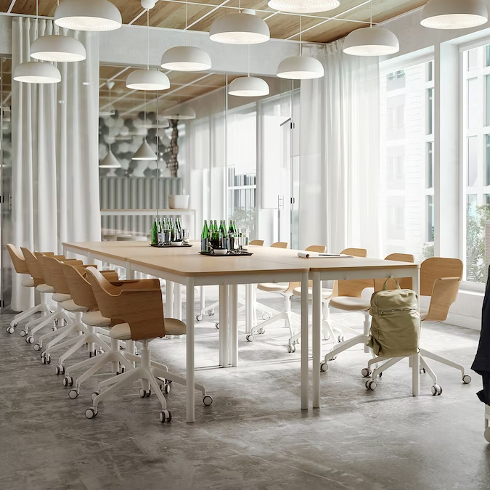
[230,207,256,235]
[466,204,490,283]
[422,243,435,260]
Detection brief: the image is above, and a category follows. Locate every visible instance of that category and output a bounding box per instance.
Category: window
[380,60,435,259]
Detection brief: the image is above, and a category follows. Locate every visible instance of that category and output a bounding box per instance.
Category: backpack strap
[383,277,401,291]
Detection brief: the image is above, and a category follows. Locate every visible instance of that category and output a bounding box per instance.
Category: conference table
[62,240,420,422]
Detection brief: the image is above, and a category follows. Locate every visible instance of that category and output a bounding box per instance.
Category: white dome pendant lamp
[343,0,399,56]
[277,16,324,80]
[268,0,339,14]
[421,0,488,30]
[210,7,270,45]
[14,1,61,84]
[161,0,212,71]
[133,90,157,161]
[229,46,269,97]
[127,5,170,91]
[55,0,122,32]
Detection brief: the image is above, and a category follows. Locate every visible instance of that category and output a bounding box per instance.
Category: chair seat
[82,311,111,327]
[258,283,289,293]
[60,299,89,313]
[292,286,333,299]
[37,284,55,294]
[330,297,370,311]
[21,277,35,288]
[110,318,187,341]
[53,293,71,303]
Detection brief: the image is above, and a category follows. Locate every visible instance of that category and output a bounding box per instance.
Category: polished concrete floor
[0,289,489,490]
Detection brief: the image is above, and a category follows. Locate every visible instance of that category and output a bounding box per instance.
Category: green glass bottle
[201,220,209,252]
[151,218,158,246]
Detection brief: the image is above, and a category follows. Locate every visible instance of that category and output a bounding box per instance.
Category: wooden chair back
[250,240,264,246]
[34,252,56,288]
[420,257,463,296]
[271,242,288,249]
[7,244,29,274]
[332,248,370,297]
[61,262,98,310]
[20,248,45,286]
[306,245,327,253]
[43,256,71,295]
[374,253,415,292]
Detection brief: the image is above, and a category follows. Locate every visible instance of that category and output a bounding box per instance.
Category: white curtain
[11,18,100,311]
[299,41,381,257]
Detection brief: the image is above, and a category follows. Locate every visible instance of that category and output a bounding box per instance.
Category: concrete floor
[0,289,489,490]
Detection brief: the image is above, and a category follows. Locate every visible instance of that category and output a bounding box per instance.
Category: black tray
[199,251,253,257]
[150,243,193,248]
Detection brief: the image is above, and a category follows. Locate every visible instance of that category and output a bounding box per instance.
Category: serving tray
[150,243,193,248]
[199,251,253,257]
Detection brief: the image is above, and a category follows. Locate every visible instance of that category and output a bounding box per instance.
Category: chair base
[8,303,50,333]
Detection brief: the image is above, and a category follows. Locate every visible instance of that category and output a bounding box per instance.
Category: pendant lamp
[161,104,196,120]
[268,0,339,14]
[161,0,212,71]
[127,5,170,90]
[132,89,157,161]
[277,16,324,80]
[31,34,86,62]
[210,9,270,45]
[421,0,488,30]
[100,81,116,117]
[55,0,122,32]
[14,1,61,84]
[100,150,121,168]
[229,46,269,96]
[343,0,399,56]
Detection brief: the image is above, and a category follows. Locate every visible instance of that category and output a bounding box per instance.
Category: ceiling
[0,0,429,43]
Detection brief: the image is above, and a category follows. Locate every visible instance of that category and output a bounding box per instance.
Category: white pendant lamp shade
[161,46,212,72]
[229,76,269,97]
[267,0,339,14]
[13,62,61,84]
[161,104,196,120]
[421,0,488,30]
[133,140,158,161]
[30,35,86,62]
[343,27,399,56]
[100,150,121,168]
[126,70,170,91]
[277,55,324,79]
[210,11,270,44]
[54,0,122,31]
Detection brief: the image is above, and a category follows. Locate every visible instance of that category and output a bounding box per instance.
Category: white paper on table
[297,252,354,259]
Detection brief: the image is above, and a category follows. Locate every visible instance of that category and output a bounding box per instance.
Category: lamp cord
[370,0,373,28]
[299,15,302,56]
[147,9,150,70]
[185,0,188,45]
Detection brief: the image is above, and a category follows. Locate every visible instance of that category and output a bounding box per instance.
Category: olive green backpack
[367,279,420,358]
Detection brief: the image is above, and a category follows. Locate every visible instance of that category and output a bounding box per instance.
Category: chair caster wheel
[89,350,98,358]
[203,395,213,406]
[320,362,328,372]
[485,427,490,443]
[361,368,371,378]
[215,323,219,329]
[42,354,51,364]
[117,366,126,375]
[160,410,172,423]
[7,325,16,334]
[366,379,377,391]
[420,367,426,374]
[338,335,345,343]
[69,389,79,399]
[63,376,73,387]
[20,330,27,337]
[431,384,442,396]
[196,315,203,321]
[91,391,100,401]
[56,365,65,375]
[161,382,171,394]
[85,408,98,419]
[462,375,472,384]
[262,313,270,320]
[258,327,265,335]
[287,344,296,353]
[33,343,41,351]
[139,389,151,398]
[26,336,34,344]
[246,334,254,342]
[208,309,215,316]
[328,355,337,361]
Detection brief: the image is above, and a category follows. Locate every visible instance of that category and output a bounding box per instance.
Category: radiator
[100,176,183,237]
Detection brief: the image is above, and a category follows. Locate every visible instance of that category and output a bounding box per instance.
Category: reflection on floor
[0,286,488,490]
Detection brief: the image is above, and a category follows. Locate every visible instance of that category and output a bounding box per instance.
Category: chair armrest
[116,279,161,291]
[119,287,162,294]
[63,259,84,266]
[425,277,461,322]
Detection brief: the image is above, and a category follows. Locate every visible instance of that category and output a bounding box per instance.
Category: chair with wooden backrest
[360,257,470,395]
[270,242,288,249]
[250,245,325,352]
[84,267,210,422]
[249,240,264,246]
[320,253,414,373]
[5,244,50,334]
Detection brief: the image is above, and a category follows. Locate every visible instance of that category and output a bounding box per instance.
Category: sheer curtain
[299,41,381,256]
[11,18,100,311]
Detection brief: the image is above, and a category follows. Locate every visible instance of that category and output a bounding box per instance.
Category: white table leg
[166,281,174,318]
[186,277,195,423]
[219,285,229,367]
[412,268,421,397]
[245,284,253,335]
[301,272,309,410]
[312,272,322,409]
[230,284,238,367]
[174,283,182,321]
[124,262,137,367]
[200,287,206,315]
